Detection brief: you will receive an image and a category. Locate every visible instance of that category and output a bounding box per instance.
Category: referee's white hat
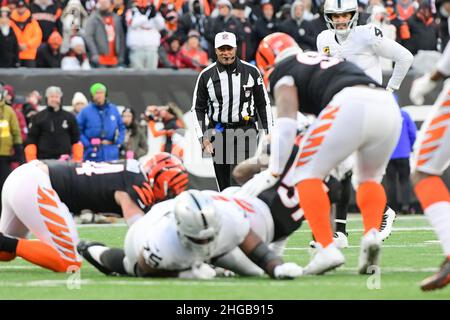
[214,31,237,48]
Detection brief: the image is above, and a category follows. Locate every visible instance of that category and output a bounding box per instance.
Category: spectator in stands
[113,0,127,26]
[21,90,41,125]
[302,0,316,20]
[146,103,185,158]
[0,6,19,68]
[3,84,27,142]
[308,1,327,44]
[60,0,88,54]
[232,2,256,62]
[36,30,62,68]
[179,30,209,71]
[84,0,125,68]
[0,7,19,68]
[77,83,126,162]
[276,3,292,22]
[278,0,315,51]
[205,0,243,57]
[178,0,209,50]
[120,107,148,160]
[385,0,410,45]
[30,0,62,43]
[0,82,23,214]
[385,108,417,214]
[125,0,165,70]
[396,0,417,22]
[61,35,91,70]
[163,9,179,38]
[4,0,17,12]
[10,0,43,67]
[368,5,397,71]
[437,0,450,49]
[25,86,83,162]
[71,91,88,116]
[159,35,196,69]
[254,0,279,45]
[404,1,439,55]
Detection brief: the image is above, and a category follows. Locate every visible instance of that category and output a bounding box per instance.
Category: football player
[0,159,154,272]
[78,189,304,280]
[408,40,450,291]
[315,0,413,245]
[143,152,189,202]
[242,36,402,275]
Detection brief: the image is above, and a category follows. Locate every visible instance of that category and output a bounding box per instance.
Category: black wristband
[247,241,281,277]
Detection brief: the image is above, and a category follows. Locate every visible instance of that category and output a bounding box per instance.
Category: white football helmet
[324,0,359,38]
[174,190,222,258]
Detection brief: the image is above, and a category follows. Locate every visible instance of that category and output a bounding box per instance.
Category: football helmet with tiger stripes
[144,152,189,202]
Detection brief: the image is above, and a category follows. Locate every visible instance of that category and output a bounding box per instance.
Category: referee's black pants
[385,158,413,212]
[209,123,258,191]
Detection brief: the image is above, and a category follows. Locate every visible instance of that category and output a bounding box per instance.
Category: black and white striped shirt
[191,58,273,139]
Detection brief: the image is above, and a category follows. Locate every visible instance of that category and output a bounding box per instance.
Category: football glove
[409,74,437,105]
[179,262,216,280]
[273,262,304,279]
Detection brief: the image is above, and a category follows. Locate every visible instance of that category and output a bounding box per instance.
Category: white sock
[87,246,108,265]
[424,201,450,256]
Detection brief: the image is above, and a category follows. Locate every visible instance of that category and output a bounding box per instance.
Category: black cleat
[421,257,450,291]
[77,241,112,275]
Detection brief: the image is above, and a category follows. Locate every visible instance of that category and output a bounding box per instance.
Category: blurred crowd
[0,0,447,70]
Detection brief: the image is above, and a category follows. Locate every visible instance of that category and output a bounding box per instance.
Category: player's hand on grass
[179,262,216,280]
[273,262,303,279]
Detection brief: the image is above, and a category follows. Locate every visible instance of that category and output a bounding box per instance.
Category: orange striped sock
[16,239,81,273]
[296,179,334,247]
[415,176,450,210]
[356,181,386,234]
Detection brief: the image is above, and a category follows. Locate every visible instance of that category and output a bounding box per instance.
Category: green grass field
[0,214,449,300]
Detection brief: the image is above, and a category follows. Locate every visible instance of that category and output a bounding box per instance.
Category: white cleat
[379,207,396,241]
[304,243,345,275]
[358,228,382,275]
[333,232,349,249]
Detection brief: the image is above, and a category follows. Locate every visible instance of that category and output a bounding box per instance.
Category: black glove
[10,144,24,164]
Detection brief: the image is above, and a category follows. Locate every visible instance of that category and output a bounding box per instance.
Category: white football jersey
[123,192,273,272]
[317,24,413,90]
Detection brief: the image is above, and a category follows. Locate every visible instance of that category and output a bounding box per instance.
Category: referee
[191,31,273,191]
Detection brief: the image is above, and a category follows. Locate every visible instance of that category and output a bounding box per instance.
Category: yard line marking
[0,266,40,270]
[285,243,438,251]
[77,223,127,229]
[295,226,434,233]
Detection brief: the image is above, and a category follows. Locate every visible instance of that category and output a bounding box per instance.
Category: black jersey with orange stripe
[268,52,381,116]
[45,159,153,215]
[256,129,341,241]
[257,132,304,241]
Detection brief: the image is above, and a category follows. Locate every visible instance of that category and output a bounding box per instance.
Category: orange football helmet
[144,152,188,201]
[255,32,299,75]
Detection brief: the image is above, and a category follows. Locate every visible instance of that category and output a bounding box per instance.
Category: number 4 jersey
[44,159,153,215]
[268,52,381,116]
